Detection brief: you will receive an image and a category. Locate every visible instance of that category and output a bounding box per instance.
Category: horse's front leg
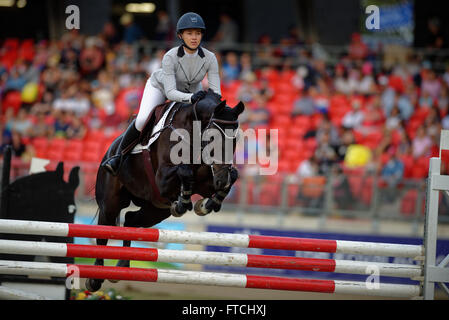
[170,164,194,217]
[195,167,239,216]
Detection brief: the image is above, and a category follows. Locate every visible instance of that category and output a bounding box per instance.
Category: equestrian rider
[102,12,222,175]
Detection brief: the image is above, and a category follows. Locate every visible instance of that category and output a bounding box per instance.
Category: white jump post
[423,130,449,299]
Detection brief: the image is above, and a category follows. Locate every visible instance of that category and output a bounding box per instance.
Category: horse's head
[194,89,245,190]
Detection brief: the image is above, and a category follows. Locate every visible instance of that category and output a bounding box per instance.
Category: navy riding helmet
[176,12,206,34]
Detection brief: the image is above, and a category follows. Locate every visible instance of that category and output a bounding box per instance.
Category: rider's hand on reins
[191,90,207,103]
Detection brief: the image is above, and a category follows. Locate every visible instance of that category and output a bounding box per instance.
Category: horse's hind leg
[86,178,128,291]
[115,202,171,268]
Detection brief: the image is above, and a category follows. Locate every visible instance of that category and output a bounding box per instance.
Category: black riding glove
[191,90,206,104]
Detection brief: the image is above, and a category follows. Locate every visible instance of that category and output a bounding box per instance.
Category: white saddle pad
[131,101,176,154]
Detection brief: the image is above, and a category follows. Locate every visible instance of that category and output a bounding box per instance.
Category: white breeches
[135,80,166,131]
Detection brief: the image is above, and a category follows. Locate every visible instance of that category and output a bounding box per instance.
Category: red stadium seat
[48,137,66,151]
[2,91,22,115]
[63,149,82,161]
[46,148,64,161]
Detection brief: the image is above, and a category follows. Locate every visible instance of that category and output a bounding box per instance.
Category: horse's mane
[203,89,223,104]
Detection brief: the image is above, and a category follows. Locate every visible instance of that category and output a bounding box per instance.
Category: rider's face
[180,29,203,50]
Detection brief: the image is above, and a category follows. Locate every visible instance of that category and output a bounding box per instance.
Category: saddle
[130,101,177,154]
[131,101,176,209]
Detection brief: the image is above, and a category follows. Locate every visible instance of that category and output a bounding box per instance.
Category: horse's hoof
[85,278,103,292]
[116,260,130,268]
[170,201,186,217]
[194,198,212,216]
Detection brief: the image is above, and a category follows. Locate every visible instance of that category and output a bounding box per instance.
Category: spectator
[292,65,308,92]
[438,86,449,113]
[246,95,271,128]
[424,106,442,143]
[424,17,445,49]
[419,89,434,109]
[296,154,319,182]
[9,130,26,157]
[295,155,323,209]
[100,22,121,48]
[396,83,416,120]
[154,10,172,42]
[236,72,258,104]
[0,123,12,154]
[386,105,402,131]
[222,52,241,83]
[256,78,274,102]
[412,125,433,158]
[443,65,449,87]
[361,95,385,133]
[333,64,351,95]
[79,37,105,79]
[53,110,71,138]
[332,165,355,210]
[66,114,87,139]
[275,37,296,58]
[291,86,316,116]
[4,67,26,91]
[314,78,330,114]
[10,108,33,137]
[239,52,253,81]
[314,131,338,175]
[212,13,239,49]
[29,112,54,138]
[421,70,442,100]
[335,129,355,161]
[120,13,144,44]
[380,75,397,116]
[380,149,404,203]
[255,34,275,63]
[60,47,79,72]
[348,68,365,95]
[358,62,376,95]
[341,98,364,130]
[391,126,412,156]
[287,25,305,46]
[305,114,340,146]
[348,33,369,61]
[442,112,449,130]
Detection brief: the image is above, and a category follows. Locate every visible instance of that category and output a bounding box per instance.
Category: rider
[102,12,222,175]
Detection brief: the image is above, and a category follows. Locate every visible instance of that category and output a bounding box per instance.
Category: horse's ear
[233,101,245,116]
[214,100,226,115]
[55,162,64,180]
[68,166,80,189]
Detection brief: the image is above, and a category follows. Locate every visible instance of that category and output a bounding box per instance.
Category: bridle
[192,100,239,189]
[147,98,239,191]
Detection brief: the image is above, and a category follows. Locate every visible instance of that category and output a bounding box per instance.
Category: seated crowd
[1,27,449,188]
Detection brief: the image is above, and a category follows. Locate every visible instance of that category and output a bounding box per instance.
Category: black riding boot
[101,121,141,176]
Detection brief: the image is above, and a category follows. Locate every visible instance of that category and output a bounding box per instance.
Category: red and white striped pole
[0,239,422,278]
[0,219,423,258]
[0,260,421,298]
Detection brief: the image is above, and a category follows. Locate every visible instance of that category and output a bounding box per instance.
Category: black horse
[86,90,245,291]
